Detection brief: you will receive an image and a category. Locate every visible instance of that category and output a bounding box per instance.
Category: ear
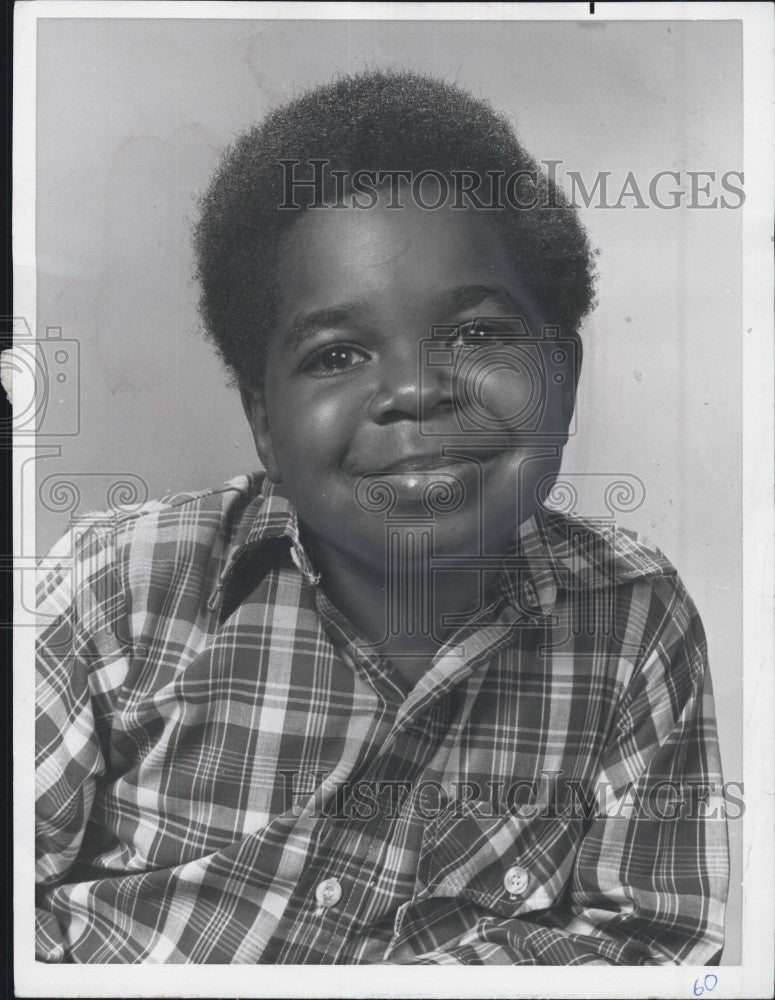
[240,384,282,483]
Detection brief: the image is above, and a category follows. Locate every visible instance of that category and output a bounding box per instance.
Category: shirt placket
[267,702,437,963]
[272,603,532,964]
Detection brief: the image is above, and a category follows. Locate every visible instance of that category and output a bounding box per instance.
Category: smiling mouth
[363,450,506,476]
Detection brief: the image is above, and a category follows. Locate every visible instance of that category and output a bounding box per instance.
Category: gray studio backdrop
[33,17,743,963]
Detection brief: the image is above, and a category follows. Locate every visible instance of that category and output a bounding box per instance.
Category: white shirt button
[315,877,342,909]
[503,865,530,896]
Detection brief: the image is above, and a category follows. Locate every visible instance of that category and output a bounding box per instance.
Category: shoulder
[37,473,267,619]
[107,472,265,552]
[115,471,263,527]
[540,509,679,590]
[64,471,264,541]
[540,510,705,656]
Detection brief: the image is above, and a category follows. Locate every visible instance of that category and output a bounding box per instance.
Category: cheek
[454,353,545,431]
[483,370,541,426]
[453,347,569,435]
[267,387,356,478]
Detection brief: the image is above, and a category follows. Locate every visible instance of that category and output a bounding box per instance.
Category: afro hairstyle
[193,69,596,389]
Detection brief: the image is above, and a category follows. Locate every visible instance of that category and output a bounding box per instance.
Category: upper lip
[382,453,462,474]
[357,449,503,475]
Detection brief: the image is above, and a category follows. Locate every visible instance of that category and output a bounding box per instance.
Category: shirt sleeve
[389,578,730,965]
[35,519,122,962]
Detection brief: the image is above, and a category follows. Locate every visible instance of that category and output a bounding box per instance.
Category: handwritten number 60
[693,974,718,996]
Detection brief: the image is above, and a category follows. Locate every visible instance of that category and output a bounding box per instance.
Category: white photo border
[13,2,774,997]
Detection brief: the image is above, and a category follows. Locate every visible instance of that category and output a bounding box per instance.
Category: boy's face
[243,192,577,568]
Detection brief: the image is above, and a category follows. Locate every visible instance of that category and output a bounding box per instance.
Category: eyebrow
[282,302,372,354]
[432,283,524,315]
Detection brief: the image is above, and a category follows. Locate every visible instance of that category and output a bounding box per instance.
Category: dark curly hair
[193,69,596,389]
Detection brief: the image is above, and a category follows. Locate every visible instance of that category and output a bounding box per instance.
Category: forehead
[275,194,523,314]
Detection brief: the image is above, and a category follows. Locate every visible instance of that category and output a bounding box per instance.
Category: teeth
[395,463,450,474]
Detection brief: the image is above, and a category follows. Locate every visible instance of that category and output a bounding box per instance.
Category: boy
[36,70,728,964]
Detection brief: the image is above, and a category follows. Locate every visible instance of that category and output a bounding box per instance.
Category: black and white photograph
[11,2,774,996]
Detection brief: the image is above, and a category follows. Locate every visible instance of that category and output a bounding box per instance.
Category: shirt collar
[211,477,319,608]
[503,512,560,618]
[213,475,672,618]
[509,507,675,611]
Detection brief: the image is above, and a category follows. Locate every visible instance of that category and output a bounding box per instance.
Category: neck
[303,528,487,658]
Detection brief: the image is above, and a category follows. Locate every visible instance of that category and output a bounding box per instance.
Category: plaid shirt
[36,473,729,965]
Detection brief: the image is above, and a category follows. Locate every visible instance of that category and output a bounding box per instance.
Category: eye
[447,318,521,350]
[302,343,370,376]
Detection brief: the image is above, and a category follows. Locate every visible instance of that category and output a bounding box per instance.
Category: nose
[367,348,452,425]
